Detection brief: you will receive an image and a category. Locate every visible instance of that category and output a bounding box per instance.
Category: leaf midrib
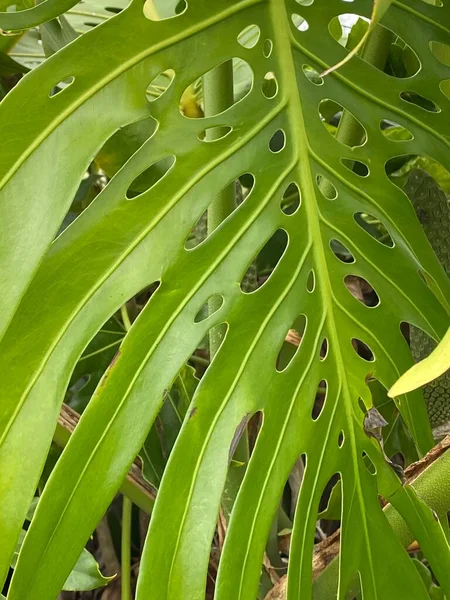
[270,1,379,596]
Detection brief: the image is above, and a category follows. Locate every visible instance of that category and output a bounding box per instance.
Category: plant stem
[121,497,133,600]
[121,303,133,600]
[203,60,235,357]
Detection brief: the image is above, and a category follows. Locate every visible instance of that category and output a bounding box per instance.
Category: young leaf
[389,327,450,397]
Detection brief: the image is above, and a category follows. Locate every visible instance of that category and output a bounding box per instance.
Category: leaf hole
[49,76,75,97]
[262,72,278,98]
[380,119,414,142]
[338,431,345,447]
[354,212,394,247]
[362,451,376,475]
[316,175,338,200]
[185,174,255,249]
[330,17,420,78]
[126,155,175,199]
[430,40,450,66]
[319,99,367,147]
[296,0,314,5]
[269,129,286,153]
[105,6,123,13]
[281,182,301,215]
[344,275,380,307]
[194,295,224,323]
[419,0,443,5]
[320,338,329,361]
[263,39,273,57]
[352,338,375,362]
[358,398,367,415]
[302,64,323,85]
[144,0,187,20]
[146,69,175,103]
[318,473,341,520]
[312,380,327,420]
[400,91,440,113]
[292,14,309,31]
[439,79,450,101]
[340,158,369,177]
[198,125,233,142]
[240,229,288,293]
[307,270,315,292]
[330,239,355,263]
[180,58,253,119]
[276,314,307,371]
[237,24,261,49]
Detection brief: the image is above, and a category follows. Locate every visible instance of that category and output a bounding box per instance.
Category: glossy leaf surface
[1,1,450,599]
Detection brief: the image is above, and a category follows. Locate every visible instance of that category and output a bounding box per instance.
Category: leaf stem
[203,60,235,357]
[121,497,133,600]
[121,304,133,600]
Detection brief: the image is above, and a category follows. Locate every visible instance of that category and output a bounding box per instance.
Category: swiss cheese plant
[1,0,450,599]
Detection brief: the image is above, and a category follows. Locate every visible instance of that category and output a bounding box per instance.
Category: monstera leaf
[1,1,450,599]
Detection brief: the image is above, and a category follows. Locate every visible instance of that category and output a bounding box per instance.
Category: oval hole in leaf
[292,14,309,31]
[276,314,307,371]
[319,99,367,148]
[240,229,288,293]
[340,158,369,177]
[330,17,420,78]
[312,380,327,420]
[354,212,394,248]
[126,155,175,199]
[440,80,450,101]
[338,431,345,447]
[237,24,261,49]
[269,129,286,153]
[358,397,367,415]
[316,175,338,200]
[380,119,414,142]
[144,0,187,20]
[344,275,380,307]
[262,72,278,98]
[146,69,175,103]
[263,39,273,57]
[307,270,315,292]
[352,338,375,362]
[105,6,122,13]
[194,295,224,323]
[281,182,301,215]
[302,64,323,85]
[318,473,341,518]
[320,338,329,361]
[49,76,74,97]
[362,451,376,475]
[185,173,255,249]
[430,40,450,66]
[330,239,355,263]
[296,0,314,5]
[400,91,440,113]
[198,125,233,142]
[420,0,443,5]
[181,58,253,119]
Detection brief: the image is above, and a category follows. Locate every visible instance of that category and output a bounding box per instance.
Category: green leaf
[12,530,112,591]
[389,328,450,397]
[63,548,114,591]
[1,1,450,600]
[0,0,80,31]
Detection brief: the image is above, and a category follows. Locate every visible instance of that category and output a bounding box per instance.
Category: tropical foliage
[1,0,450,599]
